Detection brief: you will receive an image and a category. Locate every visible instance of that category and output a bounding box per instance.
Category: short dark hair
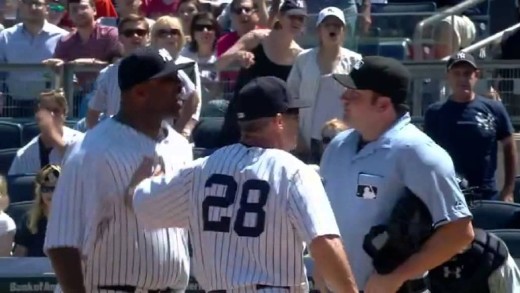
[68,0,95,9]
[118,14,150,33]
[188,12,220,52]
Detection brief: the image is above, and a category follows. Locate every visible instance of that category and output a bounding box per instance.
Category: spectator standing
[141,0,179,19]
[8,90,83,175]
[217,0,305,147]
[58,0,118,30]
[13,165,60,257]
[43,0,123,115]
[287,7,361,162]
[424,52,517,202]
[46,0,68,29]
[97,0,156,28]
[180,12,220,102]
[151,16,201,136]
[176,0,201,39]
[86,14,151,129]
[0,175,15,257]
[0,0,68,117]
[306,0,360,46]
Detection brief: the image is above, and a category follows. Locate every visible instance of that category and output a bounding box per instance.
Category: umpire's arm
[392,141,475,283]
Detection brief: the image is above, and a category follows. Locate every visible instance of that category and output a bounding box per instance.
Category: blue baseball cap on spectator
[279,0,307,16]
[235,76,310,121]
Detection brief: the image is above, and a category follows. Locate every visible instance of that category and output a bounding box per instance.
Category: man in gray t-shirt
[320,56,475,292]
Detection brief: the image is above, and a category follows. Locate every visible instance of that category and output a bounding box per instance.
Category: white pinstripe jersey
[133,143,341,292]
[44,118,192,292]
[88,56,202,120]
[8,126,84,175]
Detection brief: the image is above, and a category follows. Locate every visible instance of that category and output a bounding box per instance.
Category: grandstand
[2,0,520,291]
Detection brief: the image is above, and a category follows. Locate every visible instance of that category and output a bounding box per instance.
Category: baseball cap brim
[149,61,195,81]
[285,8,307,16]
[316,14,346,27]
[333,73,357,89]
[447,59,478,70]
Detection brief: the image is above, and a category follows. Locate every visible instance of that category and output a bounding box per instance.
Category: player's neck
[115,111,163,140]
[240,135,278,149]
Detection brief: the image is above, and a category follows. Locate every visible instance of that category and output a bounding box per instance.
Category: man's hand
[235,51,255,68]
[70,58,100,65]
[365,272,405,293]
[500,190,514,202]
[37,108,64,149]
[42,58,65,67]
[125,157,164,209]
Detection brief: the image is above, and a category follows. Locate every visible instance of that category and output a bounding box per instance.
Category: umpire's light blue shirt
[320,113,472,290]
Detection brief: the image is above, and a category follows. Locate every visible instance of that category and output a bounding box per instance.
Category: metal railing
[413,0,488,60]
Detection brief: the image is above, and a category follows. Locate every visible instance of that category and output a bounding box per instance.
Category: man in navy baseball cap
[235,76,310,151]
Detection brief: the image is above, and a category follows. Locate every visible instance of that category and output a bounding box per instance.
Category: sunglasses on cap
[122,28,149,38]
[155,28,181,38]
[40,185,56,193]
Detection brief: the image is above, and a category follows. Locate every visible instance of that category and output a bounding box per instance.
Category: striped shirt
[89,56,201,120]
[8,126,84,175]
[133,143,340,292]
[44,118,193,292]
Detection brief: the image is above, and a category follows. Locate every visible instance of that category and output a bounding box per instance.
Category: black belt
[208,284,291,292]
[358,278,428,293]
[98,285,175,292]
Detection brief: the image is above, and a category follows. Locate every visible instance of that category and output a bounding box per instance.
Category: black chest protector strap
[429,229,508,293]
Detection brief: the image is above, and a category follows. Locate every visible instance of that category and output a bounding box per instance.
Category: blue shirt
[320,113,472,289]
[424,96,514,199]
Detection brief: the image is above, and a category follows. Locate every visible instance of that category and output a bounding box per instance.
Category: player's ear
[275,113,284,130]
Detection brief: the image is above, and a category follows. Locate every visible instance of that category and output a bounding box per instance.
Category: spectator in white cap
[287,6,362,163]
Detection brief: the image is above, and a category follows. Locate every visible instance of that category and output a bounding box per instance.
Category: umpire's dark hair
[188,12,221,53]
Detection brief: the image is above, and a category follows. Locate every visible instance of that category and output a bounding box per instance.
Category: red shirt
[141,0,179,19]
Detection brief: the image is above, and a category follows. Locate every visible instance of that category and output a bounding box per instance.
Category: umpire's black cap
[446,51,478,70]
[235,76,311,121]
[118,47,194,91]
[333,56,411,105]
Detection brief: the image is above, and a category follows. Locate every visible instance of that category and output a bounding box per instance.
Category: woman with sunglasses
[13,165,60,257]
[216,0,306,147]
[181,12,220,102]
[151,16,202,136]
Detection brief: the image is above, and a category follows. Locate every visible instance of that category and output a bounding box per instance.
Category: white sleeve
[8,143,38,175]
[88,68,109,112]
[287,165,341,245]
[133,166,193,229]
[488,254,520,293]
[178,68,201,121]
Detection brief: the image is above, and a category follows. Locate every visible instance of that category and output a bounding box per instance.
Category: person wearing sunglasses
[151,16,202,137]
[13,165,60,257]
[86,14,151,129]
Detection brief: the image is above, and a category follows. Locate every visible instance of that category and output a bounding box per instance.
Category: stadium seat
[470,200,520,230]
[377,2,436,13]
[5,200,33,229]
[0,148,17,176]
[358,42,380,56]
[513,176,520,203]
[488,229,520,258]
[21,122,40,145]
[7,174,36,203]
[0,121,23,149]
[379,39,410,60]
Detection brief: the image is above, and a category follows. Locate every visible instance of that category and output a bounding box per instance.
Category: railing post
[62,64,75,116]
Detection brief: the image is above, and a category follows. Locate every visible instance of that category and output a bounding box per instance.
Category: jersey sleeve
[88,68,109,112]
[287,165,341,245]
[399,141,473,228]
[133,165,193,229]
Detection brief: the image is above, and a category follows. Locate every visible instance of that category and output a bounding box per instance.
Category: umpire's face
[341,88,393,131]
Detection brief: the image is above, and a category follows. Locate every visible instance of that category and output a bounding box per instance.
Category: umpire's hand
[125,157,164,209]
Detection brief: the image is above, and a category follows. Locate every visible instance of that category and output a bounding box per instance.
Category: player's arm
[174,68,200,136]
[86,69,109,129]
[132,162,194,229]
[387,143,475,286]
[287,166,358,293]
[44,151,88,293]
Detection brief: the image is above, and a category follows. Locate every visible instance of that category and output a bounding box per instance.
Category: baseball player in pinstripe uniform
[128,76,359,293]
[44,47,195,293]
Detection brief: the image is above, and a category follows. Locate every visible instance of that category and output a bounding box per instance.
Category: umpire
[320,56,475,293]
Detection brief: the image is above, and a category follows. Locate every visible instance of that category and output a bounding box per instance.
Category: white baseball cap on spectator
[316,7,346,27]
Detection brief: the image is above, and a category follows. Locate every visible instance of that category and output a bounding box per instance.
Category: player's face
[144,75,184,117]
[447,63,479,97]
[341,89,383,130]
[281,111,299,151]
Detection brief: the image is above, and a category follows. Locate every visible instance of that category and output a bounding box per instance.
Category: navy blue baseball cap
[235,76,310,121]
[279,0,307,16]
[118,47,194,91]
[447,51,478,70]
